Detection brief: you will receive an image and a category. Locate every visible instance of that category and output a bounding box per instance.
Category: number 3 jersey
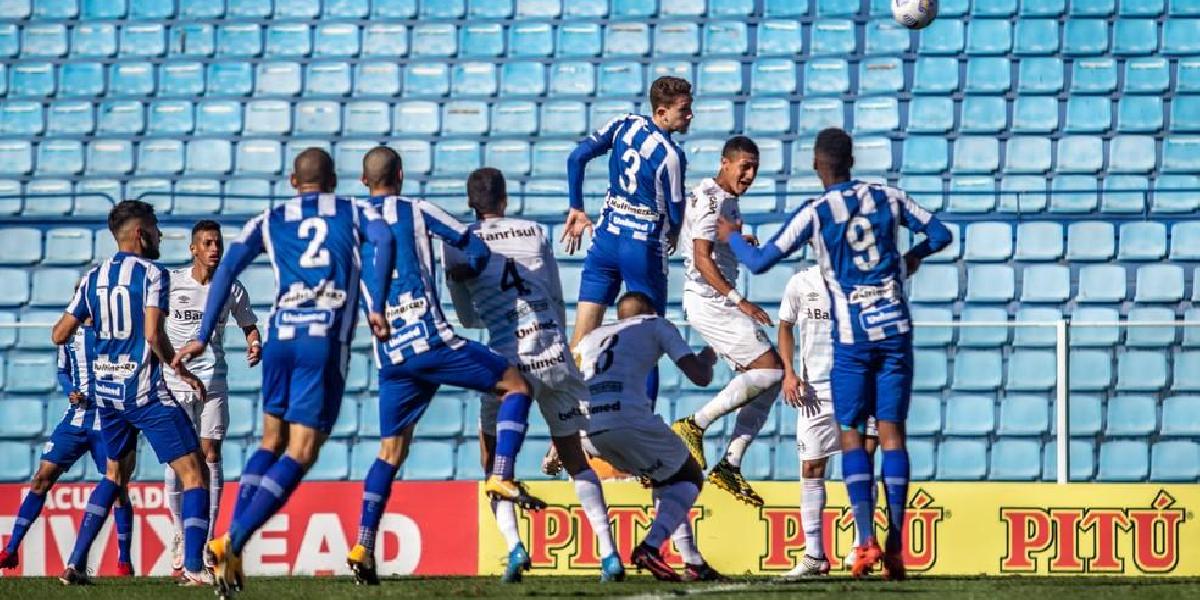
[576,315,693,431]
[66,252,173,408]
[443,217,570,375]
[163,270,258,395]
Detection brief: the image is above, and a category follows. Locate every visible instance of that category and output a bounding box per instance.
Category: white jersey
[443,217,571,375]
[577,314,693,431]
[164,268,257,394]
[779,265,833,390]
[679,178,743,298]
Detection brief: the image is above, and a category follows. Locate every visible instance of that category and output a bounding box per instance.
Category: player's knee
[29,465,60,493]
[499,368,530,396]
[203,445,222,464]
[801,458,827,480]
[656,457,705,490]
[377,436,409,467]
[172,453,207,489]
[552,436,589,476]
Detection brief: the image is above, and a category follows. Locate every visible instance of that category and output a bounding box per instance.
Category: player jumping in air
[576,292,727,583]
[670,136,785,508]
[778,263,879,578]
[0,322,136,577]
[560,76,692,401]
[344,148,542,586]
[444,167,624,583]
[52,200,210,585]
[175,149,395,597]
[717,128,952,580]
[164,220,261,573]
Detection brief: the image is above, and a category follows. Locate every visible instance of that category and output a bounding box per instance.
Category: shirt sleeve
[146,264,169,309]
[729,204,815,274]
[688,189,721,243]
[353,200,394,315]
[896,189,953,259]
[228,281,258,328]
[656,318,694,362]
[66,271,91,321]
[567,115,624,211]
[421,201,491,275]
[778,273,804,324]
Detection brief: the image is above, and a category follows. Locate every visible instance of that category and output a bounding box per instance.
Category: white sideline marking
[620,583,756,599]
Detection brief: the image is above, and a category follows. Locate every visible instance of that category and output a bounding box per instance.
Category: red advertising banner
[0,481,478,577]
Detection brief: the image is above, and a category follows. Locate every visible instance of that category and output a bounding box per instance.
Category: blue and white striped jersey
[66,253,172,409]
[55,326,99,430]
[365,195,490,367]
[730,180,953,344]
[567,113,687,245]
[196,193,393,348]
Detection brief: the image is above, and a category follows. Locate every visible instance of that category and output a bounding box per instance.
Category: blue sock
[5,490,46,554]
[181,487,210,573]
[645,366,660,411]
[842,447,876,546]
[491,393,532,480]
[67,479,119,570]
[234,448,279,522]
[113,495,133,564]
[881,449,910,554]
[230,456,305,555]
[357,459,399,553]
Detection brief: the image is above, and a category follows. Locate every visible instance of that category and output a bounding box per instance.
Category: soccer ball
[892,0,938,30]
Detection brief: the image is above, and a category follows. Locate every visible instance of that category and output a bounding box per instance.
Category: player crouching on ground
[670,136,785,508]
[445,167,623,583]
[577,292,727,582]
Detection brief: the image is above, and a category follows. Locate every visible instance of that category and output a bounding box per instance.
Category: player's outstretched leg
[706,382,779,507]
[0,460,66,571]
[842,438,882,578]
[62,476,121,585]
[673,366,782,471]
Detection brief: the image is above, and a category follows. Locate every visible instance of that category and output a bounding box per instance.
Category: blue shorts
[98,401,200,465]
[377,340,509,438]
[261,338,350,434]
[41,418,107,474]
[578,232,668,313]
[830,333,914,429]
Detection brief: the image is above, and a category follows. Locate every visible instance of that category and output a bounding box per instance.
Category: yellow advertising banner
[478,481,1196,576]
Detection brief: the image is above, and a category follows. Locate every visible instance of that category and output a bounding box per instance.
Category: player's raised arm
[654,313,716,387]
[442,245,484,329]
[567,115,623,212]
[420,199,491,276]
[721,204,816,275]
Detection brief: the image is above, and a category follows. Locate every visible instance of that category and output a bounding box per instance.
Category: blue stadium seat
[1113,18,1160,55]
[108,62,154,96]
[1021,264,1070,302]
[810,19,855,56]
[1049,175,1098,213]
[1125,57,1170,93]
[253,62,301,96]
[85,139,135,175]
[1077,264,1127,302]
[1014,307,1062,347]
[1151,441,1200,481]
[1066,222,1115,261]
[265,24,311,58]
[1014,18,1059,55]
[1174,351,1200,391]
[1098,440,1148,481]
[44,228,92,265]
[15,310,58,349]
[517,0,561,18]
[912,306,954,347]
[227,0,271,17]
[1171,0,1200,14]
[749,58,794,95]
[1070,351,1113,391]
[360,24,408,58]
[1135,264,1184,302]
[1118,222,1167,260]
[900,136,949,174]
[897,175,944,212]
[173,178,222,214]
[391,140,431,175]
[920,18,964,55]
[1043,439,1096,481]
[1014,223,1063,260]
[853,97,898,133]
[368,0,415,17]
[760,19,804,55]
[1018,57,1064,93]
[1162,137,1200,173]
[913,57,959,94]
[764,0,806,15]
[1116,96,1163,133]
[1071,306,1120,347]
[351,63,399,96]
[235,140,282,175]
[945,394,996,434]
[1072,0,1117,15]
[489,101,535,136]
[604,22,649,57]
[196,101,241,135]
[1163,17,1200,54]
[9,62,54,97]
[1063,18,1109,55]
[1171,222,1200,259]
[859,57,905,94]
[342,101,389,136]
[35,141,82,176]
[801,58,846,96]
[305,63,351,96]
[1064,96,1111,133]
[147,101,194,135]
[1071,59,1118,94]
[998,394,1050,434]
[137,139,183,175]
[393,101,439,135]
[1161,395,1200,435]
[1153,174,1200,213]
[531,141,574,176]
[1106,394,1158,435]
[411,23,457,57]
[968,19,1013,55]
[907,395,942,435]
[999,176,1048,212]
[692,99,735,134]
[936,439,987,480]
[704,21,747,55]
[1171,95,1200,132]
[404,63,450,97]
[960,95,1007,132]
[5,352,55,392]
[484,141,530,176]
[539,101,586,135]
[46,101,94,136]
[914,350,949,391]
[853,137,892,173]
[948,177,997,213]
[549,62,594,95]
[442,101,488,135]
[1009,97,1057,134]
[25,24,68,58]
[315,24,359,58]
[0,228,40,264]
[73,24,117,58]
[1099,175,1146,213]
[910,265,960,303]
[906,96,953,134]
[953,137,1000,174]
[456,23,503,58]
[0,442,33,481]
[952,350,1003,391]
[990,439,1042,480]
[963,222,1012,261]
[243,101,290,135]
[306,440,348,480]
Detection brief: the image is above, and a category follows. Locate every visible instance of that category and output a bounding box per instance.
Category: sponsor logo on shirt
[518,352,566,373]
[387,322,428,349]
[806,307,831,320]
[172,309,203,322]
[479,225,539,242]
[279,284,347,309]
[587,381,624,396]
[386,298,428,324]
[92,358,138,378]
[606,198,659,220]
[847,280,900,305]
[276,308,334,326]
[609,214,652,232]
[505,299,550,323]
[515,320,557,340]
[585,400,622,415]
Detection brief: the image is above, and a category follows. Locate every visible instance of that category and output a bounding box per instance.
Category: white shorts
[480,361,587,437]
[172,390,228,441]
[683,290,773,370]
[796,385,878,461]
[586,420,690,482]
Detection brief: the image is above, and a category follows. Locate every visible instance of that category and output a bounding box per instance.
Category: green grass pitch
[2,576,1200,599]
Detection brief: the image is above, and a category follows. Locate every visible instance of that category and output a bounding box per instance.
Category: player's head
[467,167,508,218]
[190,219,223,269]
[291,147,337,194]
[813,127,854,181]
[616,291,656,319]
[107,200,161,260]
[362,145,403,193]
[649,76,693,134]
[717,136,760,196]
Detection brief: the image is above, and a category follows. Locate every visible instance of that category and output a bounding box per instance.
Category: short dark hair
[814,127,854,175]
[107,200,157,237]
[293,147,335,186]
[467,167,507,216]
[649,76,692,111]
[722,136,759,159]
[616,291,656,317]
[191,219,221,238]
[363,146,402,189]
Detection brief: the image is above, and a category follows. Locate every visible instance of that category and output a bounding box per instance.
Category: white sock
[490,498,522,552]
[572,469,616,558]
[645,482,699,549]
[725,381,781,468]
[801,477,827,559]
[207,461,223,540]
[165,466,182,533]
[671,521,703,565]
[694,369,783,429]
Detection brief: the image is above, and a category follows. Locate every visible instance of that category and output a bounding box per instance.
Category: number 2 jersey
[576,315,693,432]
[731,180,952,345]
[567,113,687,245]
[443,217,570,375]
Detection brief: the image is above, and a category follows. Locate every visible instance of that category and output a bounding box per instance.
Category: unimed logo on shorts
[522,504,702,570]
